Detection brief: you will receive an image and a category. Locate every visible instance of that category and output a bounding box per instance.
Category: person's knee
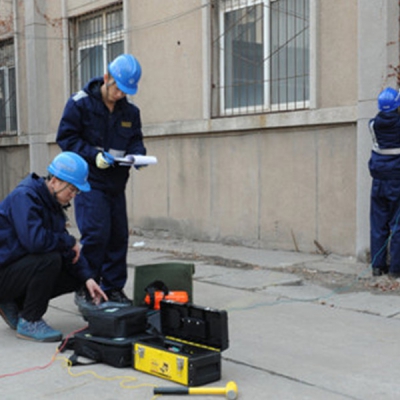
[47,251,62,264]
[40,252,62,274]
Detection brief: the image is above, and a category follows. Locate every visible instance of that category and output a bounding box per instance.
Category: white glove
[96,152,114,169]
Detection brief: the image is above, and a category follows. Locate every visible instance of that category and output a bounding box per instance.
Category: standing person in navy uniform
[0,152,107,342]
[56,54,146,304]
[369,87,400,277]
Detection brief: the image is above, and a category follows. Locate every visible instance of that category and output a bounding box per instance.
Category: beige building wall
[0,0,398,259]
[127,0,205,123]
[318,0,358,108]
[132,121,357,255]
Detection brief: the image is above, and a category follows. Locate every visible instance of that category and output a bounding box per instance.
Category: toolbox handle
[154,381,238,399]
[154,387,189,395]
[144,280,169,309]
[68,352,99,367]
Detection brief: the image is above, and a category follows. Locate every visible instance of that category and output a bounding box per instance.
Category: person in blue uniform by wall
[56,54,146,304]
[369,87,400,278]
[0,152,107,342]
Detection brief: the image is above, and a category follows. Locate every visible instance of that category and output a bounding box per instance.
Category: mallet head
[226,381,238,400]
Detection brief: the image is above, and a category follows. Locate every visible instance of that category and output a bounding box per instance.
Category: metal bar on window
[69,3,124,93]
[212,0,310,117]
[0,39,17,134]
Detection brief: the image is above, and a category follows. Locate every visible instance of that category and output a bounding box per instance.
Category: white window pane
[80,46,103,83]
[8,67,17,131]
[270,0,309,104]
[214,0,310,116]
[0,70,5,132]
[224,4,264,109]
[0,39,17,133]
[107,9,123,33]
[79,16,103,41]
[72,6,124,91]
[107,40,124,64]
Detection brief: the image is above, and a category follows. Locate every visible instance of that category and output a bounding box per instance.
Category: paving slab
[304,256,369,276]
[191,280,400,400]
[264,283,337,302]
[263,281,400,318]
[193,263,302,289]
[324,292,400,318]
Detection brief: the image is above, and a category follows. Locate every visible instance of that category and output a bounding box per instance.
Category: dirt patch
[154,249,400,297]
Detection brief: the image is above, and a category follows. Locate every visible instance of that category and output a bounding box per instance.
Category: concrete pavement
[1,234,400,400]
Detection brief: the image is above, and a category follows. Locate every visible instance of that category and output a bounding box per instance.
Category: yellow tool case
[132,300,229,386]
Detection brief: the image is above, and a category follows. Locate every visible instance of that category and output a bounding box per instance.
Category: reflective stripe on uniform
[369,120,400,155]
[72,90,88,102]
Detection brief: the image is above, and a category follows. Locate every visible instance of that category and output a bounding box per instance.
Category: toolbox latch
[138,346,145,358]
[177,357,184,371]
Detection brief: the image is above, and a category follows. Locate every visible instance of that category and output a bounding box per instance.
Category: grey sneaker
[0,301,19,330]
[16,318,62,342]
[74,287,94,307]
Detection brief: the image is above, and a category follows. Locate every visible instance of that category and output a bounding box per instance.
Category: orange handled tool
[144,291,189,310]
[153,381,238,399]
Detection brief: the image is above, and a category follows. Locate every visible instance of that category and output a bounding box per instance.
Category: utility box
[132,300,229,386]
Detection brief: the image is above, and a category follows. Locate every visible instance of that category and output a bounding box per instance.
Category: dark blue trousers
[370,179,400,274]
[74,188,129,292]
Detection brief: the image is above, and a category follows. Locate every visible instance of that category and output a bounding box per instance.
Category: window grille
[212,0,310,117]
[0,39,17,134]
[69,3,124,92]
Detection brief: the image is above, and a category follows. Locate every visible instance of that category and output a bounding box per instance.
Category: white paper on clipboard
[114,155,158,166]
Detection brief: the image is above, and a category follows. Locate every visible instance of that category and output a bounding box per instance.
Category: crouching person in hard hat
[0,152,108,342]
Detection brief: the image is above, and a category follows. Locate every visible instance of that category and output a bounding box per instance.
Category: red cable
[0,325,87,379]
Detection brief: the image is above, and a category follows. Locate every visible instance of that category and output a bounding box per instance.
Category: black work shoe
[372,267,388,277]
[74,287,100,319]
[388,272,400,279]
[74,287,94,307]
[105,289,132,305]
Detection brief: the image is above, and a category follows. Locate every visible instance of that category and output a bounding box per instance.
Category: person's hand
[96,151,115,169]
[71,242,81,264]
[85,278,108,305]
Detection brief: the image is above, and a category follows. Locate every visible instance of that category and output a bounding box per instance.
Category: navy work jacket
[56,77,146,194]
[369,110,400,180]
[0,174,93,282]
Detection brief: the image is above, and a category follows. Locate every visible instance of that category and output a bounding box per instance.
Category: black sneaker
[105,289,132,305]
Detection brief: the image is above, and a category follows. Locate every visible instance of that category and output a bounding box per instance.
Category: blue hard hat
[108,54,142,95]
[47,152,91,192]
[378,87,400,112]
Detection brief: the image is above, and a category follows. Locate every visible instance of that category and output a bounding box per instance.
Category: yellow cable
[56,356,157,392]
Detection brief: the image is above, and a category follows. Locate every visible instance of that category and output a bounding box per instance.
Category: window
[70,4,124,91]
[212,0,310,116]
[0,39,17,134]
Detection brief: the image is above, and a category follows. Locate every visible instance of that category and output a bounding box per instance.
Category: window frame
[0,39,17,135]
[70,4,124,91]
[216,0,310,117]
